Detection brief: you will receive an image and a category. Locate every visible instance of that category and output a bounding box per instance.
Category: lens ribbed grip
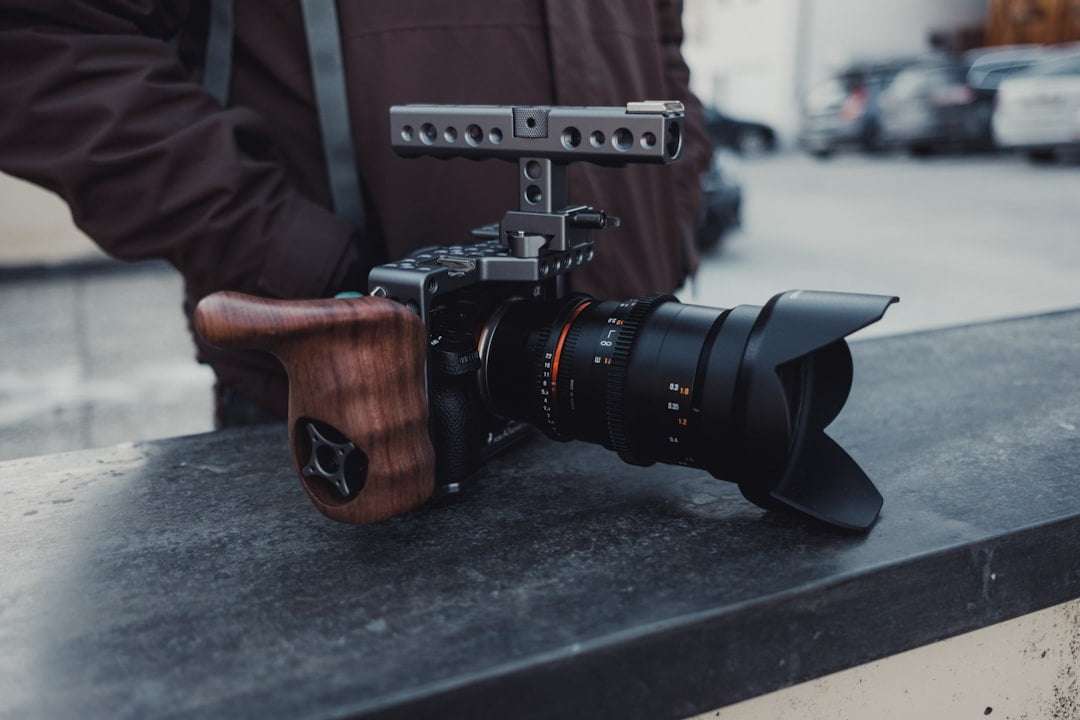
[605,295,673,462]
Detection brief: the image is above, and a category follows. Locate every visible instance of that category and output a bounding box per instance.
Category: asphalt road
[0,266,214,462]
[1,153,1077,460]
[683,152,1080,338]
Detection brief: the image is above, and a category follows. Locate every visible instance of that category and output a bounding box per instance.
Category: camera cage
[368,102,686,319]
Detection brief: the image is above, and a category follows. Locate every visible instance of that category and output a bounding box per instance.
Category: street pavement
[683,152,1080,337]
[1,153,1078,461]
[0,266,214,461]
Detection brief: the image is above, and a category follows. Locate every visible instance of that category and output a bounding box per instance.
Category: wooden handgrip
[194,291,436,523]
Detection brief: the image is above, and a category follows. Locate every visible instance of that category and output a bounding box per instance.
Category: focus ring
[605,295,674,461]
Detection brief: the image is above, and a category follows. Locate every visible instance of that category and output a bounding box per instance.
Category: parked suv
[696,150,743,253]
[799,59,916,158]
[967,45,1045,98]
[879,58,989,154]
[703,106,777,155]
[993,51,1080,162]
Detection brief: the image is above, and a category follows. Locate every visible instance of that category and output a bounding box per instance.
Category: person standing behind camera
[0,1,711,426]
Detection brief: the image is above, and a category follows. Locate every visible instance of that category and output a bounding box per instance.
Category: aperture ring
[533,295,592,440]
[605,295,674,461]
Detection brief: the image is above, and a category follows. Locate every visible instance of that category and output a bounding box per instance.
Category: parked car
[703,106,777,155]
[879,57,991,154]
[799,58,917,158]
[993,51,1080,162]
[696,150,743,254]
[966,45,1051,146]
[966,45,1046,97]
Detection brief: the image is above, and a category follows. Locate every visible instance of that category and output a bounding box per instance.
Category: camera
[361,103,685,490]
[364,102,895,530]
[195,101,896,531]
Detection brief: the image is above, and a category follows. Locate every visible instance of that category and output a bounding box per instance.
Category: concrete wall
[683,0,989,141]
[0,173,103,266]
[682,0,800,134]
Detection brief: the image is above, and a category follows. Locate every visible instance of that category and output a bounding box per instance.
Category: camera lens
[483,295,728,465]
[481,290,897,530]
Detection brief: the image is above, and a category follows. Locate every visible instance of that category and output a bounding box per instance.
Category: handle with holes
[194,291,436,523]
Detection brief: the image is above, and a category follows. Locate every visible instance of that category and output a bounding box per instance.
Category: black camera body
[359,102,897,531]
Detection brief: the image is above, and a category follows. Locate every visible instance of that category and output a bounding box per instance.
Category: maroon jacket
[0,0,710,416]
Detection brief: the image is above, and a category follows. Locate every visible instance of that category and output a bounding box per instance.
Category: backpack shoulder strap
[203,0,234,105]
[202,0,366,230]
[299,0,366,230]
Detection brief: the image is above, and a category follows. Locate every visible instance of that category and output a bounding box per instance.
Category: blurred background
[2,0,1079,461]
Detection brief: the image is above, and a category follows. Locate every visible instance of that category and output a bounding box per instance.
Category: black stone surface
[2,310,1080,719]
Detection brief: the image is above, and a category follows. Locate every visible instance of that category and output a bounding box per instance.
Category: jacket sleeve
[656,0,713,271]
[0,0,363,298]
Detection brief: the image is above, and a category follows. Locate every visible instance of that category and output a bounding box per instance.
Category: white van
[993,52,1080,162]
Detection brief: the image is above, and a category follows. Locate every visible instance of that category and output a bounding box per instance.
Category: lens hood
[719,291,898,530]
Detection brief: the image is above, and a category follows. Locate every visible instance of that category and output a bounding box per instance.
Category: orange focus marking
[550,300,592,408]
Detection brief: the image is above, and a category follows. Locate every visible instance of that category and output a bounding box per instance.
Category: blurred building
[683,0,987,142]
[985,0,1080,44]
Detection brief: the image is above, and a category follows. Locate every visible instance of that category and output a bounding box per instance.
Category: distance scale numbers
[592,313,624,367]
[664,378,698,465]
[591,300,633,374]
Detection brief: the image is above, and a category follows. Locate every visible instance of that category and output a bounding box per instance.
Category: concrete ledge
[1,309,1079,718]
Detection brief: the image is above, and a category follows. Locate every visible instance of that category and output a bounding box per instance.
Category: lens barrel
[482,290,897,531]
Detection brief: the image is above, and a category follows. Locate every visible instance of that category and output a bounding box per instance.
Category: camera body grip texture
[193,291,436,523]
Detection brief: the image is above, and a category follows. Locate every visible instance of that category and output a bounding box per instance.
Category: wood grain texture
[194,291,435,523]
